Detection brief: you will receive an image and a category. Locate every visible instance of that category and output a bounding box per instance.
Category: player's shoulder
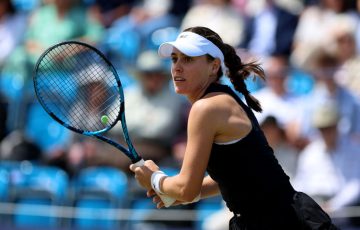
[191,92,236,117]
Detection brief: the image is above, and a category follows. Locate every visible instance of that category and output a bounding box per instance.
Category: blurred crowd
[0,0,360,229]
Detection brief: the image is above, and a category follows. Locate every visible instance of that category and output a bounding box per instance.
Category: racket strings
[73,57,121,129]
[35,43,122,132]
[38,49,80,124]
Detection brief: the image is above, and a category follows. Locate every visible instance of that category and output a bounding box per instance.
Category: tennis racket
[33,41,175,207]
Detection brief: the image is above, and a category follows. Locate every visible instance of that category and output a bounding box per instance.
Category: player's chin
[174,88,188,96]
[173,83,187,95]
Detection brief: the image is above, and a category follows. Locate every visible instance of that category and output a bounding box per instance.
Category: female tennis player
[130,26,338,229]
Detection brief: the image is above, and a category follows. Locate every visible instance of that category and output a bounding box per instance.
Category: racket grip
[133,158,145,167]
[133,159,176,207]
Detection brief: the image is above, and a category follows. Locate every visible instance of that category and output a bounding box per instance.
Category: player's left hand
[130,160,160,190]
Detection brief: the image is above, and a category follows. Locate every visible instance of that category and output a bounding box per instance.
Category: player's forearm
[160,173,203,202]
[200,175,220,199]
[160,174,219,202]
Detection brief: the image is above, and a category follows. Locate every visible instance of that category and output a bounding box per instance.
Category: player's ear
[211,59,221,75]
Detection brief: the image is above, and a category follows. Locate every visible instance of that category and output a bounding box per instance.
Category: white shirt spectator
[0,12,27,66]
[253,87,301,128]
[180,1,245,47]
[293,135,360,212]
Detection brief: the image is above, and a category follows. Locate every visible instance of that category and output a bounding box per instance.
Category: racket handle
[133,158,176,207]
[133,158,145,167]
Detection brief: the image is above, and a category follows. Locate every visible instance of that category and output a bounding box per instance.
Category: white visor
[158,31,226,72]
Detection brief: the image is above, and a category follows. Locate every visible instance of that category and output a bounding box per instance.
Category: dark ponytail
[222,44,265,112]
[184,26,266,112]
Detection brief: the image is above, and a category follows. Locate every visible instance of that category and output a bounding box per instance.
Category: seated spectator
[241,0,299,59]
[2,0,104,82]
[86,0,134,28]
[252,54,307,149]
[290,0,358,69]
[330,17,360,100]
[0,0,27,68]
[296,48,360,141]
[180,0,246,47]
[293,100,360,229]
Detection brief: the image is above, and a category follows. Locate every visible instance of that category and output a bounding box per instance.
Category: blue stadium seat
[13,164,69,202]
[129,197,154,221]
[72,166,128,229]
[8,163,69,228]
[0,167,10,202]
[0,164,12,226]
[14,199,59,227]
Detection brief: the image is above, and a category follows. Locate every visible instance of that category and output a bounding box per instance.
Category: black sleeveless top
[203,83,298,228]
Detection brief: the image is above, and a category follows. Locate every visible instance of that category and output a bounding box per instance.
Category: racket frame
[33,41,141,163]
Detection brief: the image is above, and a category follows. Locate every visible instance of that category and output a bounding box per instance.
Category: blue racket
[33,41,175,207]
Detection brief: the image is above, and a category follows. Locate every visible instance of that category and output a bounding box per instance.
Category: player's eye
[171,56,178,63]
[184,56,193,63]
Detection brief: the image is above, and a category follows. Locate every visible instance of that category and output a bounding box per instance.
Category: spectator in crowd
[240,0,299,59]
[293,100,360,229]
[0,0,27,135]
[180,0,246,47]
[167,0,192,20]
[2,0,104,82]
[0,0,27,68]
[356,0,360,52]
[330,17,360,100]
[87,0,134,28]
[330,16,359,65]
[252,54,307,149]
[290,0,358,69]
[296,48,360,141]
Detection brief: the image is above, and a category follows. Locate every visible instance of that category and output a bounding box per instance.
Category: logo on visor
[179,34,188,39]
